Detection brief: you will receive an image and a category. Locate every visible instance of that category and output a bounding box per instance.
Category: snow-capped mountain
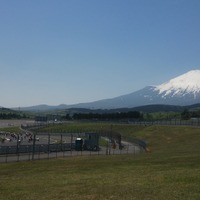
[16,70,200,111]
[71,70,200,109]
[154,70,200,99]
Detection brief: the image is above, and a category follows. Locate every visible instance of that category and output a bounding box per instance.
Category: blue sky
[0,0,200,108]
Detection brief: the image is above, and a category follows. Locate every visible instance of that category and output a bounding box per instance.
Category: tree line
[0,112,27,119]
[66,110,200,121]
[181,109,200,120]
[69,111,143,120]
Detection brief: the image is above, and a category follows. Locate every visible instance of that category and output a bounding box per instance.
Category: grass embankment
[0,124,200,200]
[0,127,22,133]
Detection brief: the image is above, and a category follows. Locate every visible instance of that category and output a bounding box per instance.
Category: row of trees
[0,112,27,119]
[1,109,200,121]
[65,110,200,121]
[181,109,200,120]
[69,111,143,120]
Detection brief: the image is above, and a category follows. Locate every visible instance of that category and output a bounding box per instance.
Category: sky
[0,0,200,108]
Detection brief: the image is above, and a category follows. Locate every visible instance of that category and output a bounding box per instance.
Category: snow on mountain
[154,70,200,99]
[15,70,200,111]
[70,70,200,109]
[83,69,200,108]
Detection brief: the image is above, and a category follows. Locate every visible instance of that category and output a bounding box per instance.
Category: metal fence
[128,118,200,126]
[0,133,144,163]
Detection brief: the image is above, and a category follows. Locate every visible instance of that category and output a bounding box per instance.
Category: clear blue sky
[0,0,200,108]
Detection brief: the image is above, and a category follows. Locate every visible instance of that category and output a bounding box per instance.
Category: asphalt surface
[0,144,142,163]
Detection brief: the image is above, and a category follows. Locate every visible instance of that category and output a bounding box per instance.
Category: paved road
[0,144,143,163]
[0,138,143,163]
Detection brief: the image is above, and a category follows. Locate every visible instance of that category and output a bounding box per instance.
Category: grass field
[0,124,200,200]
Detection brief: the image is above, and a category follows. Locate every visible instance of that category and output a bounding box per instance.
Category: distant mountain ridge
[72,70,200,109]
[11,70,200,111]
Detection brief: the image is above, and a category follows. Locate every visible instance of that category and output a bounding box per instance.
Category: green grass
[0,124,200,200]
[0,127,22,134]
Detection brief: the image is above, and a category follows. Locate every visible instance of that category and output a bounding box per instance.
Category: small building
[75,138,83,151]
[84,133,99,151]
[75,133,100,151]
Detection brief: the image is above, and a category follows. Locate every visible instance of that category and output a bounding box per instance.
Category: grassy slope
[0,124,200,200]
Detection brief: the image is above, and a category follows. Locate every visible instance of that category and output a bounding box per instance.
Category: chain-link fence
[0,132,144,163]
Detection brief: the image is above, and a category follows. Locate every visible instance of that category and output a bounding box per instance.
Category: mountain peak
[155,70,200,96]
[11,69,200,111]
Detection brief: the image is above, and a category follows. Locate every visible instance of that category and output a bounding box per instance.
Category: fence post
[17,135,20,162]
[28,146,31,161]
[48,134,50,159]
[62,135,65,157]
[38,145,40,160]
[16,134,19,155]
[32,134,36,160]
[6,146,8,163]
[71,134,73,156]
[61,134,63,152]
[56,144,58,158]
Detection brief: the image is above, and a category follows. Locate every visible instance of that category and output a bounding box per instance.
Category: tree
[181,109,190,120]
